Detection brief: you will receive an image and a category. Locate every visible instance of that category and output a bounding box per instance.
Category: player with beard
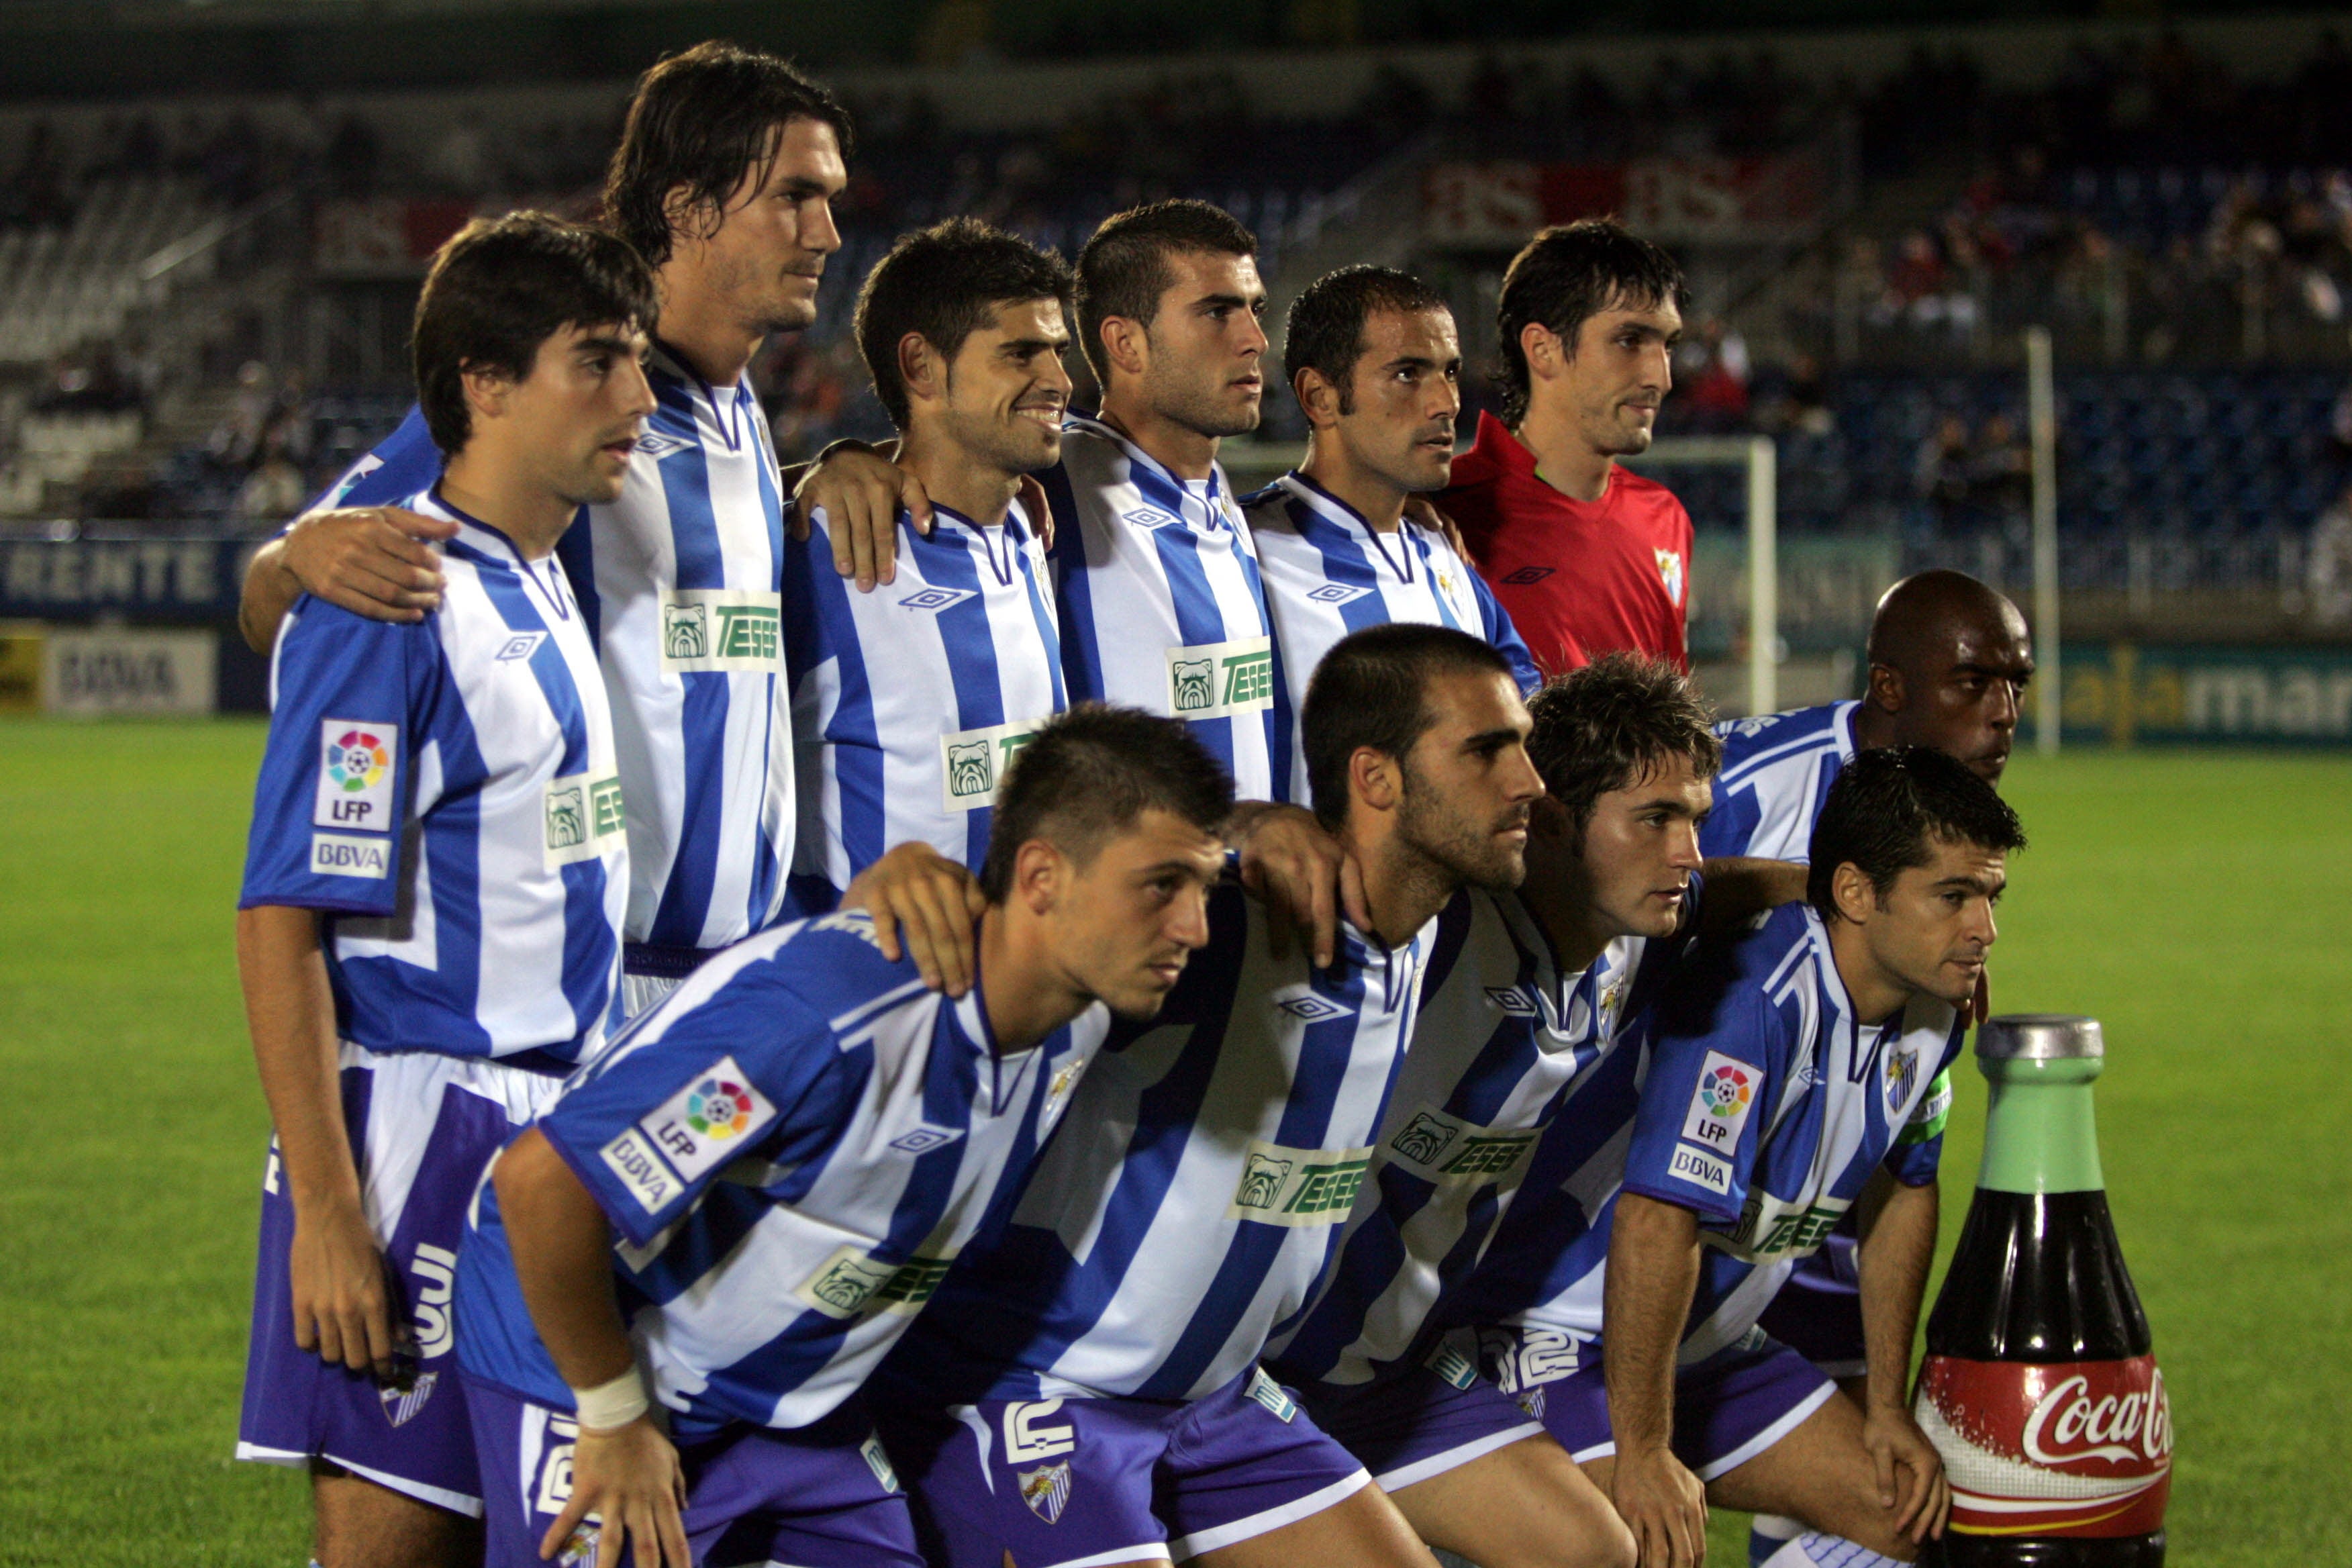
[1440,219,1695,678]
[869,624,1542,1568]
[1697,569,2030,1565]
[781,220,1074,910]
[1246,264,1540,803]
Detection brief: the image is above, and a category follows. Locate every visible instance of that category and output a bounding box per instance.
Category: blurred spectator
[236,426,309,527]
[2306,481,2352,626]
[1916,413,1974,530]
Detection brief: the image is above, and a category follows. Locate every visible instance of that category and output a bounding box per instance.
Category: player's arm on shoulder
[236,903,402,1379]
[494,1128,692,1568]
[842,840,987,998]
[1226,801,1373,971]
[1695,856,1807,932]
[1602,1191,1710,1568]
[239,505,460,654]
[1852,1167,1950,1543]
[787,438,927,591]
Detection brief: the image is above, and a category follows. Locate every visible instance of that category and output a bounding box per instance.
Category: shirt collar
[1069,412,1234,535]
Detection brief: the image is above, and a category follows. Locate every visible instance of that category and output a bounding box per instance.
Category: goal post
[1626,434,1778,717]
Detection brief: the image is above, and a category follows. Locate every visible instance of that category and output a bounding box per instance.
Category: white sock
[1760,1532,1906,1568]
[1749,1513,1804,1567]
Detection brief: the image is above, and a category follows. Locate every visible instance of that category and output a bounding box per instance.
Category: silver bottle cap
[1977,1013,2104,1063]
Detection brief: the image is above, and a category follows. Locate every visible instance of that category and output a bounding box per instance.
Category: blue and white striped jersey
[240,490,626,1063]
[1271,885,1689,1390]
[885,881,1428,1404]
[1246,473,1540,803]
[1466,901,1961,1370]
[313,346,794,956]
[1698,701,1858,862]
[1043,417,1289,801]
[781,500,1065,912]
[452,910,1108,1441]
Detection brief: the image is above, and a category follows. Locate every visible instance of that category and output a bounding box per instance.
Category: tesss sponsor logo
[1226,1138,1373,1226]
[939,718,1048,812]
[543,771,625,868]
[1385,1106,1536,1184]
[1166,636,1275,719]
[658,589,782,671]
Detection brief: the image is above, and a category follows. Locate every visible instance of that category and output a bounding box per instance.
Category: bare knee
[312,1465,481,1568]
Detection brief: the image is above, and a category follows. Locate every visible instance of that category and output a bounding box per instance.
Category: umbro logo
[889,1126,963,1155]
[1122,507,1176,530]
[1502,567,1555,585]
[1275,992,1352,1024]
[633,431,693,460]
[1484,986,1538,1016]
[494,632,546,662]
[1306,583,1373,605]
[898,587,977,613]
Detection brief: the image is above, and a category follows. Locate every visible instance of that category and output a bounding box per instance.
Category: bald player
[1698,567,2031,1565]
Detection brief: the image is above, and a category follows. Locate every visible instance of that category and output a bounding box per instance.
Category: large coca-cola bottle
[1915,1015,2171,1566]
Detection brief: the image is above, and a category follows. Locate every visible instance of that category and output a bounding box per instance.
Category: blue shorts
[466,1380,921,1568]
[1755,1234,1867,1379]
[1475,1325,1835,1481]
[1292,1342,1544,1491]
[878,1366,1370,1568]
[236,1044,562,1515]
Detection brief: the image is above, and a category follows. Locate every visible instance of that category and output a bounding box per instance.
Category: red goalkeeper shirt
[1441,411,1693,676]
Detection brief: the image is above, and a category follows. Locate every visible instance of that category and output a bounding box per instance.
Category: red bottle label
[1914,1354,2171,1537]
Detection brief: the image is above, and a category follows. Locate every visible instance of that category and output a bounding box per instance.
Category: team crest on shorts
[377,1369,438,1427]
[1018,1461,1073,1524]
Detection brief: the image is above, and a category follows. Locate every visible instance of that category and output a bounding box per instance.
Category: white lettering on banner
[41,628,216,714]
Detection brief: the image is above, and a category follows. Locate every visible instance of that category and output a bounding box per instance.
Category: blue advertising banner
[0,537,254,622]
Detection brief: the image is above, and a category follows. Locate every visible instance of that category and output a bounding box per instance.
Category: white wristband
[569,1365,650,1433]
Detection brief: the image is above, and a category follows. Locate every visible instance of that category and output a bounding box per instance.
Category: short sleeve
[1697,779,1763,861]
[238,601,436,916]
[1883,1020,1967,1187]
[537,979,851,1246]
[1620,955,1783,1224]
[295,406,444,524]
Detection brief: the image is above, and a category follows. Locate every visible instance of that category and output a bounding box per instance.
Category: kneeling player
[1469,746,2023,1567]
[450,707,1234,1568]
[872,624,1544,1568]
[234,214,652,1566]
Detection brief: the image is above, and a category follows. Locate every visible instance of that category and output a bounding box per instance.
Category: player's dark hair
[601,41,852,268]
[981,704,1234,903]
[1808,745,2026,920]
[1303,624,1514,832]
[855,219,1075,430]
[1494,218,1684,425]
[1283,264,1451,417]
[1077,199,1257,383]
[411,211,656,457]
[1526,653,1721,841]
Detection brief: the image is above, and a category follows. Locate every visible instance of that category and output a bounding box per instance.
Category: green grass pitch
[1,718,2345,1565]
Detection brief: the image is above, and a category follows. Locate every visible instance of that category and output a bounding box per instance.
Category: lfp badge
[313,720,399,832]
[686,1079,756,1139]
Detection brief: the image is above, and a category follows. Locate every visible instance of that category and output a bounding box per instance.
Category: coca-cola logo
[2022,1367,2172,1467]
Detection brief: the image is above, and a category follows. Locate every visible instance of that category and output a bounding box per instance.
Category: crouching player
[448,706,1234,1568]
[1469,746,2022,1567]
[234,214,653,1566]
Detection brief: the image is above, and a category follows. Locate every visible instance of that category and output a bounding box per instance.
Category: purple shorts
[1475,1326,1835,1481]
[236,1045,561,1515]
[877,1366,1370,1568]
[1293,1342,1544,1492]
[466,1380,921,1568]
[1755,1234,1867,1380]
